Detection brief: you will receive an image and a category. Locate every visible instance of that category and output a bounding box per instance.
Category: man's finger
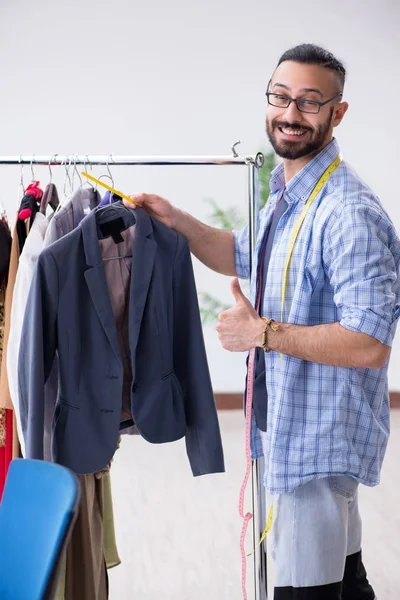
[123,194,145,209]
[231,277,246,304]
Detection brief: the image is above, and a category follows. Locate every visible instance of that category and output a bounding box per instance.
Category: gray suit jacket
[19,205,225,477]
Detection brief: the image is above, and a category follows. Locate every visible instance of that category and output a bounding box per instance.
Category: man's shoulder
[318,160,387,219]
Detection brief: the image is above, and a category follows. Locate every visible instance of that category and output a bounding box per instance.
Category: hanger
[96,199,135,260]
[16,155,25,206]
[82,171,139,206]
[97,155,115,196]
[40,155,60,215]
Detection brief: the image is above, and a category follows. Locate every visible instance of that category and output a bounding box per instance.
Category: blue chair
[0,458,80,600]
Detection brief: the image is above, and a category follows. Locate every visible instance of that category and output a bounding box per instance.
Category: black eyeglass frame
[265,90,343,114]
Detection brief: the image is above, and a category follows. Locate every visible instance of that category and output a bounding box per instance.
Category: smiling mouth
[278,126,310,137]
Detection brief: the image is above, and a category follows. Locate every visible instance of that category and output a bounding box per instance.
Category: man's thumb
[231,277,246,303]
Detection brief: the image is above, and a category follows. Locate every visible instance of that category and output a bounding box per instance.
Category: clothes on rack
[4,185,120,600]
[19,203,225,477]
[43,187,100,248]
[0,216,12,499]
[16,181,42,252]
[3,160,225,600]
[98,190,122,206]
[7,212,49,456]
[0,216,18,501]
[40,183,60,215]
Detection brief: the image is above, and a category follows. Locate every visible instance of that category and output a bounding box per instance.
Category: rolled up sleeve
[232,223,251,280]
[323,202,400,347]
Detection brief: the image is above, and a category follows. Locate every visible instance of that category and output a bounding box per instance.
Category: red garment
[0,409,13,501]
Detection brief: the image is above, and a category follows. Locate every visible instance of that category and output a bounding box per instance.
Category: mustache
[272,120,313,132]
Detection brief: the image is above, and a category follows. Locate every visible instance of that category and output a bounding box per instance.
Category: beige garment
[65,474,108,600]
[54,472,121,600]
[98,224,136,423]
[0,216,25,412]
[103,472,121,569]
[0,217,27,460]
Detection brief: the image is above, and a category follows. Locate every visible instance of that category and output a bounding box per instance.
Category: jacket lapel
[81,211,122,364]
[129,208,156,362]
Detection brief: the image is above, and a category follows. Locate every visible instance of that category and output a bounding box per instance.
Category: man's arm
[265,321,390,369]
[216,279,392,370]
[173,209,236,276]
[218,200,400,369]
[125,194,237,276]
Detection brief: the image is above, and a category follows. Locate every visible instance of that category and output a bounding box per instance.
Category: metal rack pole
[248,162,268,600]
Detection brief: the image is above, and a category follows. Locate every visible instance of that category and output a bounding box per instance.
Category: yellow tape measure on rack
[280,155,341,321]
[81,171,139,206]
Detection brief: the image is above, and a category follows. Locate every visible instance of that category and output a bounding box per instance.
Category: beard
[266,108,334,160]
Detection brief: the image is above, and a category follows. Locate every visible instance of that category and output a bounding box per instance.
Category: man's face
[266,61,344,160]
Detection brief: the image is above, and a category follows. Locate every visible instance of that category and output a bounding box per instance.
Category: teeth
[281,128,306,136]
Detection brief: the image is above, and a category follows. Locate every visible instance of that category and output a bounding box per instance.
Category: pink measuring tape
[238,192,282,598]
[239,345,257,600]
[239,238,267,599]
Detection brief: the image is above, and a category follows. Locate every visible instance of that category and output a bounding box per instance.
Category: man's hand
[216,278,265,352]
[123,193,177,229]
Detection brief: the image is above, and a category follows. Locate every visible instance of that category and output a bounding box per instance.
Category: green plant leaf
[198,292,230,326]
[204,198,244,231]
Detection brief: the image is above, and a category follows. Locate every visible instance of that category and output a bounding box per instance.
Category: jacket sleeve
[172,235,225,476]
[18,249,59,460]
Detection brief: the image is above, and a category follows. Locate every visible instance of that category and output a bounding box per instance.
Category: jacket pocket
[161,369,174,381]
[59,399,80,411]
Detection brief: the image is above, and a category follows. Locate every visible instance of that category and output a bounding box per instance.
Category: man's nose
[284,99,303,121]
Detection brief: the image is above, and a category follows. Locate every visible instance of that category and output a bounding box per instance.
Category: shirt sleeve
[323,202,400,346]
[232,223,250,280]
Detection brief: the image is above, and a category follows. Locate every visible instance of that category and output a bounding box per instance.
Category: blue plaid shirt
[233,138,400,494]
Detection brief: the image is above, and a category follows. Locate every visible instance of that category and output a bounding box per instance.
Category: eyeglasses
[265,91,343,114]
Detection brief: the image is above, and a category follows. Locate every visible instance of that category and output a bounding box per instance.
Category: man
[126,44,400,599]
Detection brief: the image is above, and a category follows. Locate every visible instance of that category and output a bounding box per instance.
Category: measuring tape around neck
[239,154,342,599]
[280,155,342,321]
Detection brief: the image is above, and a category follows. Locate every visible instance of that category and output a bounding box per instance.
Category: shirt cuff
[340,307,400,347]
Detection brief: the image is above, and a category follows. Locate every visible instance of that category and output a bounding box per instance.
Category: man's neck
[283,137,334,184]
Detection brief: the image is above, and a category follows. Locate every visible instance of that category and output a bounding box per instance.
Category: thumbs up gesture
[216,278,265,352]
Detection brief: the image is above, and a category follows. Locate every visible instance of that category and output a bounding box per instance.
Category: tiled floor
[108,410,400,599]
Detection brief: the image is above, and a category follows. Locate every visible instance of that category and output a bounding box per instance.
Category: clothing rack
[0,148,268,600]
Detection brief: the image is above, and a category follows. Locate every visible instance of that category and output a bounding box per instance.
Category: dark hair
[276,44,346,89]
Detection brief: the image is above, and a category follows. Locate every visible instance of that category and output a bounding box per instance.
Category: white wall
[0,0,399,391]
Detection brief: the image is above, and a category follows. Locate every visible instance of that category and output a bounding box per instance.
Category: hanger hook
[231,140,241,158]
[73,155,83,187]
[19,155,25,194]
[106,154,114,188]
[62,156,72,198]
[30,155,36,181]
[48,154,57,185]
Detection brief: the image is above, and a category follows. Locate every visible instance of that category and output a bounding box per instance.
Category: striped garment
[233,138,400,494]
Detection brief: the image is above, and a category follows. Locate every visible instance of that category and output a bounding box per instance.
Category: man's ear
[333,101,349,128]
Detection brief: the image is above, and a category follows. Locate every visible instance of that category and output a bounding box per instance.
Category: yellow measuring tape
[81,171,139,206]
[280,155,341,321]
[256,155,342,548]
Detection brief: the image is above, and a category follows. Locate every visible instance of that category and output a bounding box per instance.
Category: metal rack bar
[0,154,264,167]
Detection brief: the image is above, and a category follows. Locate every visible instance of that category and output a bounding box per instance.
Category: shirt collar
[269,138,341,204]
